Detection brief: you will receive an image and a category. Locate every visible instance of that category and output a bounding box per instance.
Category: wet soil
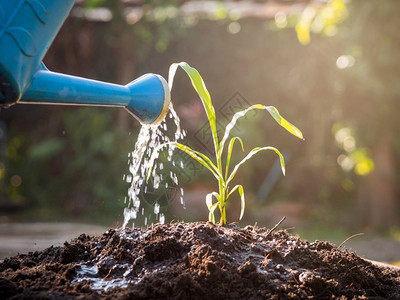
[1,222,399,299]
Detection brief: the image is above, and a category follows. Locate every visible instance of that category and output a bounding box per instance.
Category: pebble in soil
[0,222,399,299]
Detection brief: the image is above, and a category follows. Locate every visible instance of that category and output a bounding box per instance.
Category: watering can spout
[0,0,170,124]
[19,64,170,124]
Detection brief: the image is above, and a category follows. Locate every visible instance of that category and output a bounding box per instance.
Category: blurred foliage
[1,0,399,229]
[295,0,348,45]
[1,106,132,225]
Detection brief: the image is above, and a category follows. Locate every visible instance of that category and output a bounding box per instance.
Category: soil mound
[1,222,399,299]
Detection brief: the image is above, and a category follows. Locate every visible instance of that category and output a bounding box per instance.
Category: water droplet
[123,207,137,230]
[126,175,132,183]
[128,188,135,200]
[153,175,160,189]
[159,213,165,225]
[134,199,140,208]
[123,102,184,226]
[154,203,160,214]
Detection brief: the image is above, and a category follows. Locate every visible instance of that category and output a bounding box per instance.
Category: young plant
[148,62,303,225]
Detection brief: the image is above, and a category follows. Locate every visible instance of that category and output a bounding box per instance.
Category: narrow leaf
[146,141,223,183]
[209,203,219,224]
[225,137,244,180]
[219,104,303,157]
[206,192,219,209]
[219,105,263,156]
[227,146,285,185]
[168,63,179,91]
[237,185,245,220]
[173,143,223,182]
[226,184,245,220]
[169,62,219,154]
[206,193,219,224]
[265,106,304,140]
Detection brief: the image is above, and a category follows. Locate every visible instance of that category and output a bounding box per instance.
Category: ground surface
[0,223,106,259]
[1,222,399,299]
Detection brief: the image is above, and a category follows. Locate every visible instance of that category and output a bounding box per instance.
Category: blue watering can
[0,0,170,124]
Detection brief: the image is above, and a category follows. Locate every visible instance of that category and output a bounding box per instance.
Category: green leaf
[206,192,219,224]
[227,146,285,185]
[173,142,222,181]
[219,105,303,157]
[227,185,245,220]
[219,105,261,157]
[265,106,304,140]
[169,62,219,154]
[146,142,223,183]
[225,137,244,180]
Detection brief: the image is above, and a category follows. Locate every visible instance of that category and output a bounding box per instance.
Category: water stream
[122,103,186,229]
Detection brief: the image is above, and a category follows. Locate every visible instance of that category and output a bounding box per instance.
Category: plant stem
[216,137,227,225]
[219,203,226,226]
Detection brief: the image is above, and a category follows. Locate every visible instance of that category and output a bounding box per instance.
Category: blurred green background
[0,0,399,243]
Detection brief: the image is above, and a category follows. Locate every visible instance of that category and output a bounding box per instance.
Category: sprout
[148,62,303,225]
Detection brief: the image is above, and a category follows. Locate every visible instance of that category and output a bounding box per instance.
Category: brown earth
[0,221,399,299]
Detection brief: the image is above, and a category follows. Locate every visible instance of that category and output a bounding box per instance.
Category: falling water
[159,213,165,225]
[122,103,186,229]
[154,203,160,215]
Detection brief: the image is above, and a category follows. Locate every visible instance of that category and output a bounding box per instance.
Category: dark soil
[1,222,399,299]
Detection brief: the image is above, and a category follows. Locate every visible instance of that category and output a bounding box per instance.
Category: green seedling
[147,62,303,225]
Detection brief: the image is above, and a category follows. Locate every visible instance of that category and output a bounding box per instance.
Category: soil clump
[1,222,399,299]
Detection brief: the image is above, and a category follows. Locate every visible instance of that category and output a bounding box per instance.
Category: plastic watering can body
[0,0,170,124]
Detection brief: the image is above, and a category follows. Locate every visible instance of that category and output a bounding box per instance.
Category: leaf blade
[265,106,304,140]
[227,146,285,185]
[169,62,219,154]
[219,104,303,157]
[206,192,219,224]
[146,142,222,183]
[226,184,245,220]
[225,136,244,180]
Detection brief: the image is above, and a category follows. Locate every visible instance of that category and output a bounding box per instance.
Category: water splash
[159,213,165,225]
[122,104,185,229]
[72,264,136,292]
[154,203,160,215]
